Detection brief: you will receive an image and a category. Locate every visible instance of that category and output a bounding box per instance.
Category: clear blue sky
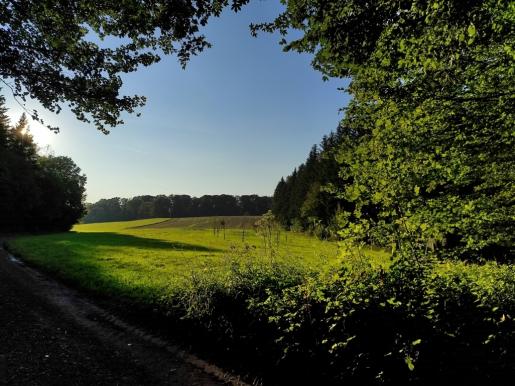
[5,0,350,203]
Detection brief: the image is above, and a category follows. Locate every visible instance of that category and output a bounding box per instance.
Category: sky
[4,0,350,203]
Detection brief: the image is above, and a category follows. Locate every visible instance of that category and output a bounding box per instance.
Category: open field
[134,216,262,229]
[7,217,388,305]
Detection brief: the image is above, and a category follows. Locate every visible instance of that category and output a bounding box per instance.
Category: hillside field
[133,215,261,229]
[7,217,388,305]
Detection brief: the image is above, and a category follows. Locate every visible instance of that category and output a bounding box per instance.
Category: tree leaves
[0,0,250,133]
[262,0,515,261]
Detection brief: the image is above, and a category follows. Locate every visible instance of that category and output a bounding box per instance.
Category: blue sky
[5,0,350,203]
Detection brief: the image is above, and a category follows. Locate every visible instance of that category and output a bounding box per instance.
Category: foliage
[272,126,351,238]
[252,255,515,384]
[36,155,87,231]
[0,94,86,231]
[259,0,514,261]
[0,0,250,132]
[82,194,272,223]
[254,210,282,258]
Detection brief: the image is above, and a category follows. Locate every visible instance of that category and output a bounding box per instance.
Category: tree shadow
[60,232,223,253]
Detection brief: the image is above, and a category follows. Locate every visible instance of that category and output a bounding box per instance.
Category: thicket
[153,251,514,384]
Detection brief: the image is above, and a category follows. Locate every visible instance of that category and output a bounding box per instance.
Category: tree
[0,94,87,231]
[9,113,38,162]
[153,195,172,218]
[0,93,9,147]
[82,198,123,223]
[240,194,273,216]
[0,95,40,230]
[271,124,353,235]
[171,194,194,217]
[1,0,249,133]
[36,155,87,231]
[259,1,514,260]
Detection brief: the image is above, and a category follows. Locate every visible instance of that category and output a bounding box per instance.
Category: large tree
[0,0,249,133]
[0,94,87,231]
[258,1,514,260]
[36,155,87,231]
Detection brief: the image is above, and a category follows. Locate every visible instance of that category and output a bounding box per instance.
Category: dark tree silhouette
[82,194,272,223]
[0,94,86,231]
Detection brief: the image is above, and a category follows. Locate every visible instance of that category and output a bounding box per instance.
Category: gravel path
[0,246,244,386]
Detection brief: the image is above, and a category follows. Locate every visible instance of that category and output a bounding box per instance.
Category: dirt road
[0,246,245,386]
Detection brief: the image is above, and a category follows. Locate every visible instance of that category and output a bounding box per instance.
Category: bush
[252,256,515,384]
[158,250,514,384]
[157,246,309,379]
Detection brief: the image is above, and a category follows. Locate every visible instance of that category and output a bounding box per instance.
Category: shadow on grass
[57,231,223,253]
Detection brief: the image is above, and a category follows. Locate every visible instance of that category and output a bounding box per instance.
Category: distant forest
[82,194,272,223]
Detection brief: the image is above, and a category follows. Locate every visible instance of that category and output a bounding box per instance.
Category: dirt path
[0,246,247,386]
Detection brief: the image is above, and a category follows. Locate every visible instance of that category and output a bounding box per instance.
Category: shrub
[155,248,514,384]
[249,255,515,384]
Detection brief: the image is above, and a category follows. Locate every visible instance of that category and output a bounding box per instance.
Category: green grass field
[7,217,389,305]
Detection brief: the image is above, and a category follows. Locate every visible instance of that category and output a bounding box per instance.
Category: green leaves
[0,0,251,132]
[467,24,477,37]
[266,0,514,261]
[404,355,415,371]
[251,252,515,382]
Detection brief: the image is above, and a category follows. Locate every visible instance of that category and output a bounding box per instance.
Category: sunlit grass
[10,218,389,304]
[7,217,505,312]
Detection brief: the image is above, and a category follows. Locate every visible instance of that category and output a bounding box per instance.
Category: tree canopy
[0,93,86,231]
[0,0,249,133]
[262,0,514,260]
[82,194,272,223]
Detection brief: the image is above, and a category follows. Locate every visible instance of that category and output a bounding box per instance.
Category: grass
[136,215,262,229]
[7,217,389,306]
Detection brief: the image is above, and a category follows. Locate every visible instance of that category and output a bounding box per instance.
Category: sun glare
[28,121,55,146]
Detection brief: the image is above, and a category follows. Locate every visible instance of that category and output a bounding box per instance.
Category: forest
[271,125,353,237]
[82,194,272,223]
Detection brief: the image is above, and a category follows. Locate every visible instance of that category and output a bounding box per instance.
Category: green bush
[159,250,514,384]
[252,256,515,384]
[158,247,309,378]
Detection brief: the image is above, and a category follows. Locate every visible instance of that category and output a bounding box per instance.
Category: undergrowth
[160,248,515,384]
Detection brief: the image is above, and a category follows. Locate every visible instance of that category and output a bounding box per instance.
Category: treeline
[82,194,272,223]
[0,95,87,232]
[272,125,352,238]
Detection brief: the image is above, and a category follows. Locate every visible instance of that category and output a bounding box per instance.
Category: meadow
[7,217,386,305]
